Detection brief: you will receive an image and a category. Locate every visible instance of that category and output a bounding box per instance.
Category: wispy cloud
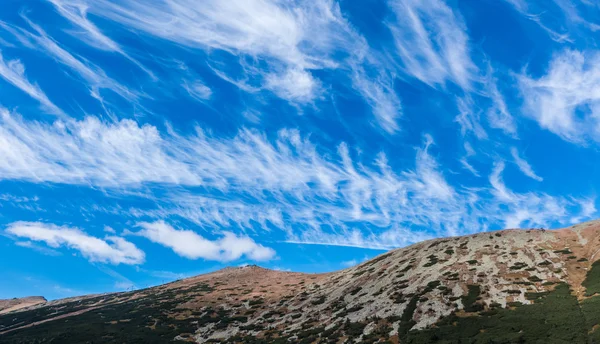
[518,49,600,143]
[486,68,517,136]
[1,107,594,249]
[510,147,543,181]
[182,80,212,101]
[489,162,568,228]
[50,0,357,103]
[502,0,600,42]
[386,0,476,90]
[130,221,275,262]
[0,51,63,115]
[351,67,402,133]
[45,0,404,131]
[48,0,155,78]
[0,16,137,102]
[6,221,145,264]
[15,241,62,256]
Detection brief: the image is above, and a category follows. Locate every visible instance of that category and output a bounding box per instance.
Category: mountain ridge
[4,220,600,343]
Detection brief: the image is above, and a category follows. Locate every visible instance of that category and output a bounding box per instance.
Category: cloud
[510,147,543,181]
[488,162,573,228]
[0,17,136,102]
[340,259,358,267]
[386,0,476,90]
[6,221,145,264]
[114,281,135,290]
[0,110,198,186]
[264,68,319,103]
[287,226,434,250]
[48,0,359,103]
[182,81,212,101]
[45,0,401,131]
[518,50,600,144]
[3,105,594,249]
[15,241,62,256]
[0,51,63,115]
[351,67,402,133]
[460,158,479,177]
[47,0,155,78]
[502,0,600,42]
[131,221,275,262]
[486,69,517,136]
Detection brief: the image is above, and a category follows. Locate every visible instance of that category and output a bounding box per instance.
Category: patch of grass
[509,262,528,270]
[461,285,482,312]
[583,260,600,296]
[403,284,587,344]
[423,255,439,267]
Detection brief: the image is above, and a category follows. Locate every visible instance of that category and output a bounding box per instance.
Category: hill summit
[4,221,600,343]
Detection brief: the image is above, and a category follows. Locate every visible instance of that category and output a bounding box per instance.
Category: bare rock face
[4,220,600,343]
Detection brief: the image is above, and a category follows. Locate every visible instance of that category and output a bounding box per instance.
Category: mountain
[4,221,600,343]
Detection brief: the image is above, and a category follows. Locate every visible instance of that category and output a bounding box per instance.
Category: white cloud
[0,110,198,186]
[386,0,476,90]
[131,221,275,262]
[0,51,63,115]
[45,0,401,132]
[510,147,543,181]
[341,259,358,267]
[488,162,571,228]
[502,0,600,42]
[0,108,594,249]
[264,68,319,103]
[0,17,136,102]
[6,221,145,264]
[182,81,212,101]
[287,226,434,250]
[48,0,358,103]
[518,50,600,143]
[352,68,402,133]
[48,0,155,78]
[486,69,517,136]
[15,241,62,256]
[455,96,487,139]
[460,158,479,177]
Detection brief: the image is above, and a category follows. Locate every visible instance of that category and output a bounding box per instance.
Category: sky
[1,0,600,300]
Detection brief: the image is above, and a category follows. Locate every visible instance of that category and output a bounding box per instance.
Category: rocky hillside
[4,221,600,343]
[0,297,46,315]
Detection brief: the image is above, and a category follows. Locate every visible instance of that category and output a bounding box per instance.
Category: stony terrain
[4,220,600,343]
[0,297,46,315]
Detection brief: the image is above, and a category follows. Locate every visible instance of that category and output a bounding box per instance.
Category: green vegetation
[583,259,600,296]
[461,285,482,312]
[509,262,528,270]
[403,284,588,344]
[423,254,440,267]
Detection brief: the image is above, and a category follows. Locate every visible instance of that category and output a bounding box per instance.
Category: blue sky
[0,0,599,300]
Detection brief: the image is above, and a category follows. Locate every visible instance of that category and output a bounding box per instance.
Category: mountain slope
[0,297,46,315]
[4,221,600,343]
